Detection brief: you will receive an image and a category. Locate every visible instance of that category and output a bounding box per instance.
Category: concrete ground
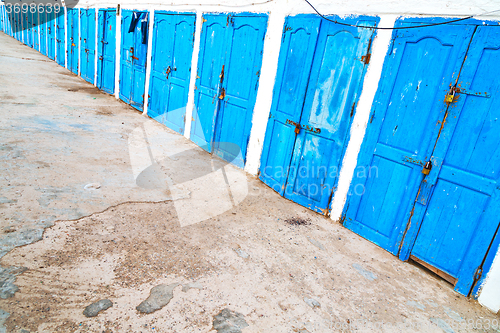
[0,31,499,333]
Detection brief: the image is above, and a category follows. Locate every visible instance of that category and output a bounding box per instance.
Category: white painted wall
[2,0,500,313]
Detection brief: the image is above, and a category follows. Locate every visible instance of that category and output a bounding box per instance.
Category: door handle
[131,55,139,61]
[219,87,226,100]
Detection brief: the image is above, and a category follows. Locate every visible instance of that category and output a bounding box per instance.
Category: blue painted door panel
[80,9,96,84]
[148,12,196,135]
[343,23,476,254]
[40,11,47,56]
[119,10,149,111]
[32,11,39,51]
[260,15,377,214]
[286,18,376,213]
[67,9,79,74]
[47,11,56,60]
[56,11,65,66]
[404,26,500,294]
[191,13,267,168]
[97,9,116,94]
[259,16,321,195]
[24,12,30,46]
[190,14,228,150]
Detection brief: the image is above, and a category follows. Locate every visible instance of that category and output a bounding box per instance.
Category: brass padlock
[422,161,432,175]
[445,88,455,104]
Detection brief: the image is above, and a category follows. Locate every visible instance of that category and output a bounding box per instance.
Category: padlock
[444,88,456,104]
[422,161,432,175]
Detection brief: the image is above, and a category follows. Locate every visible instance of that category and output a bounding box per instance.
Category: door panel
[56,12,65,66]
[213,15,267,168]
[47,11,56,60]
[32,11,39,50]
[259,17,320,194]
[148,12,195,134]
[407,26,500,294]
[67,9,79,74]
[284,19,376,213]
[343,23,476,254]
[81,9,96,84]
[120,10,148,110]
[40,11,47,55]
[97,9,116,94]
[190,15,228,149]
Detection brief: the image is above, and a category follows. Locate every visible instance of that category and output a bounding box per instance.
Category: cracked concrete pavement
[1,32,500,332]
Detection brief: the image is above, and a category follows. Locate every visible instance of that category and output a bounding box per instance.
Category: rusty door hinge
[361,37,373,65]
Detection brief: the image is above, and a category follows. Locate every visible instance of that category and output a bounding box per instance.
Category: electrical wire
[304,0,500,30]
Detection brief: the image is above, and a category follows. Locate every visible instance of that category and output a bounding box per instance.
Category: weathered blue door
[32,11,39,51]
[39,11,47,55]
[343,23,475,254]
[24,12,30,46]
[56,11,65,66]
[260,16,377,214]
[191,13,267,168]
[80,9,96,84]
[148,12,196,134]
[343,21,500,295]
[67,8,79,74]
[119,10,149,111]
[97,9,116,94]
[400,26,500,295]
[47,11,56,60]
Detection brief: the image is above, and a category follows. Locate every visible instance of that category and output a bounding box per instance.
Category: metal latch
[219,88,226,100]
[422,161,432,175]
[294,123,301,134]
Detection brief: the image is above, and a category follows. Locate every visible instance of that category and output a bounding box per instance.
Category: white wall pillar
[244,10,286,176]
[142,9,155,115]
[183,10,203,140]
[479,246,500,313]
[114,5,121,99]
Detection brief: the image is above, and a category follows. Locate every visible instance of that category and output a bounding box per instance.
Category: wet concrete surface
[0,32,499,332]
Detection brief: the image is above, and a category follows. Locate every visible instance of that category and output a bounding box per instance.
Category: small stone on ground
[82,299,113,317]
[213,308,249,333]
[352,263,377,281]
[136,283,179,314]
[233,248,249,259]
[304,297,321,308]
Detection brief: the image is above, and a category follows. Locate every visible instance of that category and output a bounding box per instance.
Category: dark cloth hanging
[128,12,141,33]
[141,12,149,44]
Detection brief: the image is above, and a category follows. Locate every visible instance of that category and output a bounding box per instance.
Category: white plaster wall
[479,247,500,313]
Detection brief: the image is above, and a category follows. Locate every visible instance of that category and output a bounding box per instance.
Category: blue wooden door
[39,11,47,56]
[260,16,376,214]
[56,12,65,66]
[343,21,500,295]
[400,26,500,295]
[191,13,267,168]
[32,11,39,51]
[260,16,321,196]
[190,14,227,151]
[148,12,196,135]
[80,9,96,84]
[343,23,476,255]
[67,9,79,74]
[24,12,30,46]
[97,9,116,94]
[119,10,149,111]
[47,11,56,60]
